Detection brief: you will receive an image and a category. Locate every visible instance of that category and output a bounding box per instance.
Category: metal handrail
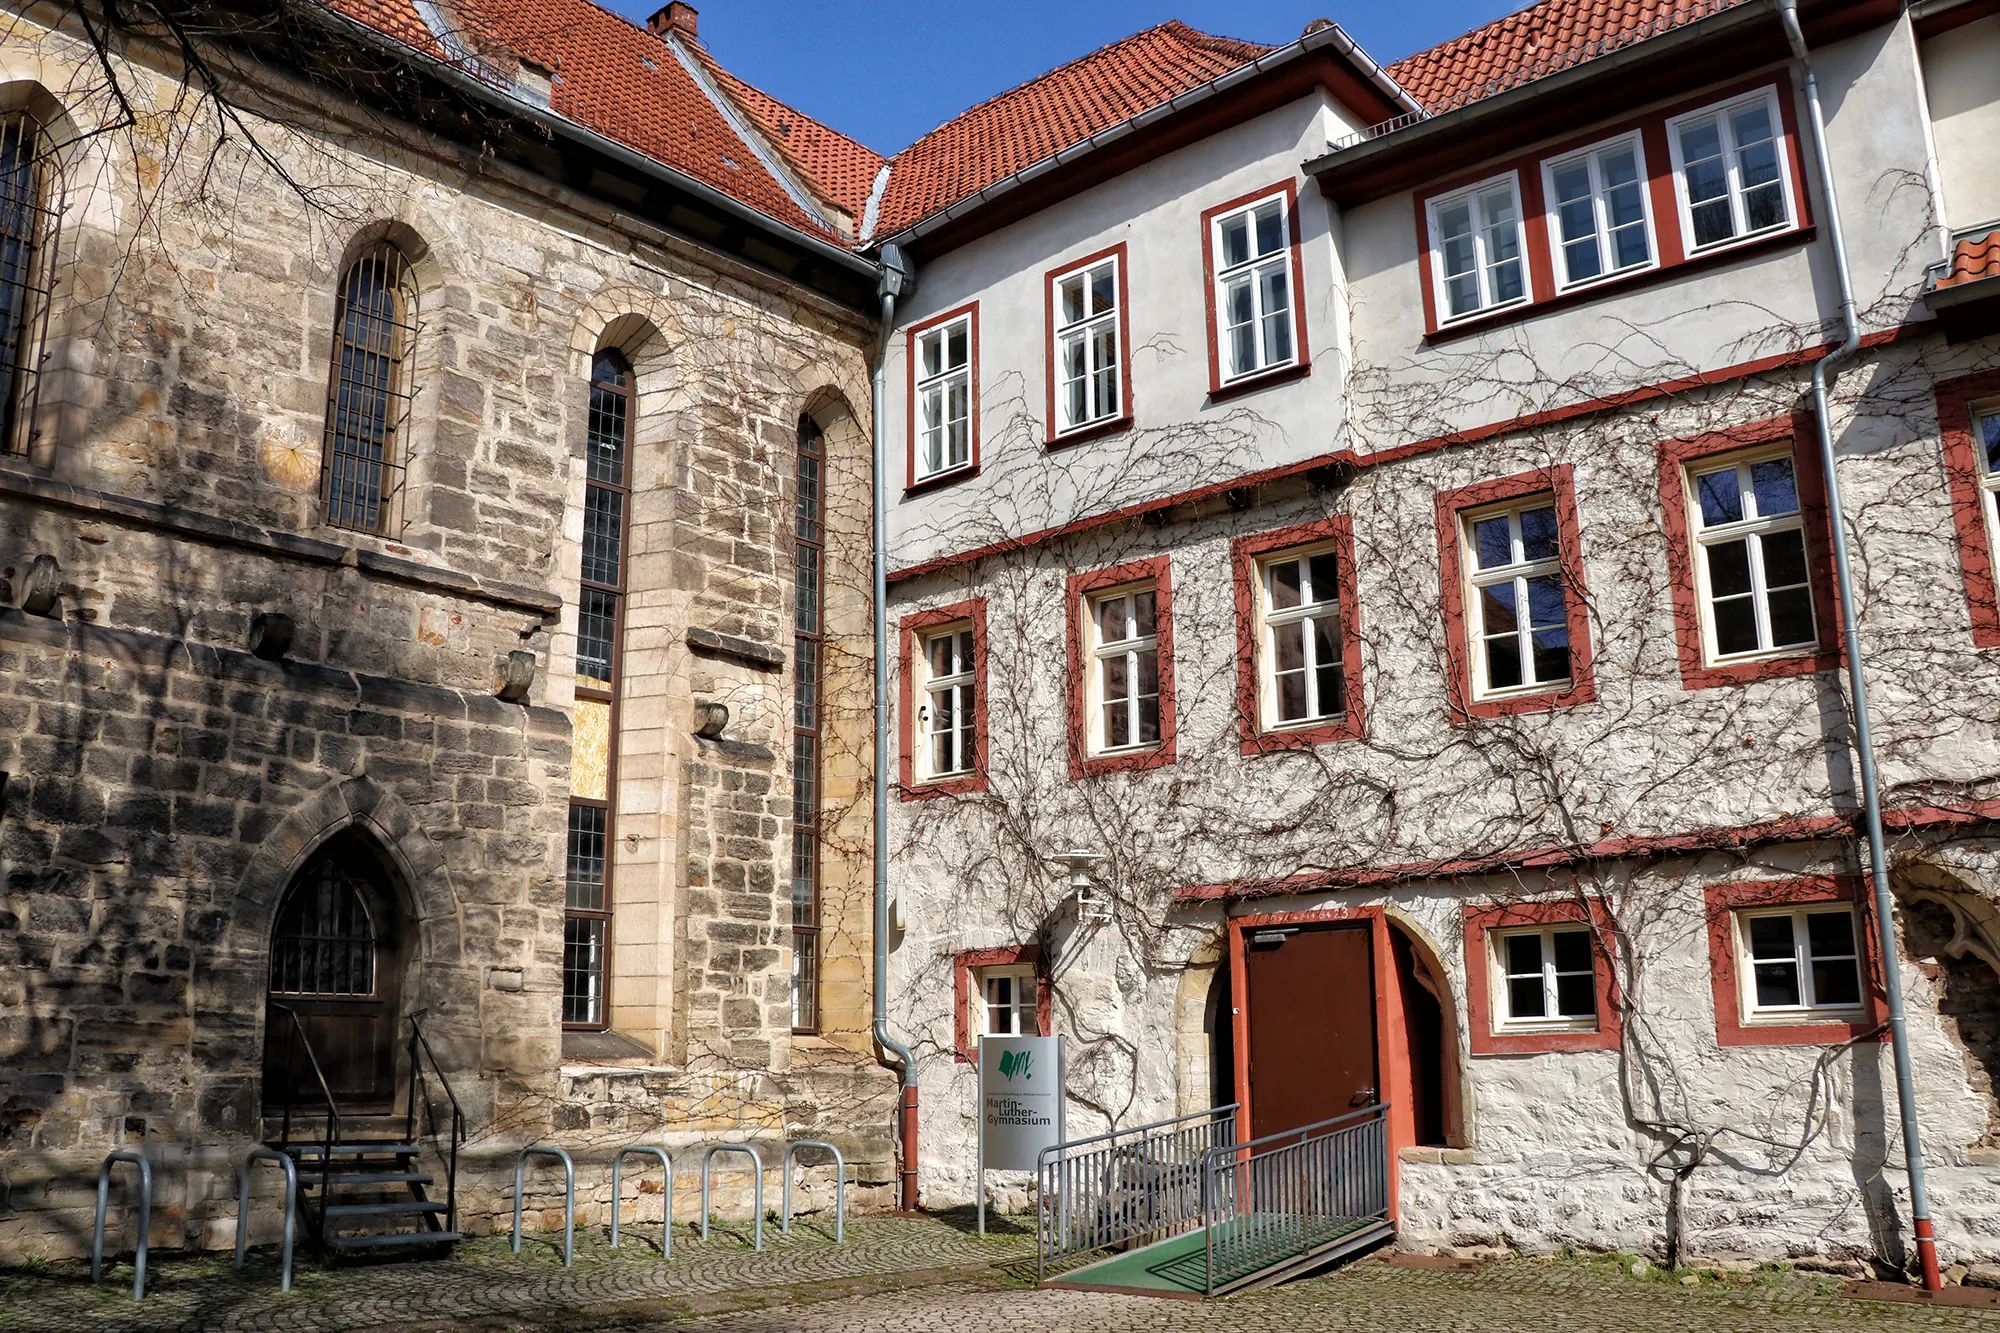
[781,1140,845,1242]
[1035,1102,1239,1282]
[610,1145,673,1258]
[699,1143,764,1250]
[270,1003,341,1244]
[91,1152,151,1300]
[511,1144,576,1268]
[235,1147,299,1292]
[406,1012,464,1233]
[1199,1102,1392,1296]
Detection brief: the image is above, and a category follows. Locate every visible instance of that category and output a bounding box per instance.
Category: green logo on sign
[999,1049,1033,1082]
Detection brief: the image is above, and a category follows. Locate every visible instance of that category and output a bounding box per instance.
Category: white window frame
[1427,171,1529,324]
[1541,132,1657,292]
[1490,924,1599,1034]
[1210,192,1300,383]
[1685,445,1817,666]
[1665,86,1797,255]
[977,965,1038,1037]
[1052,256,1122,435]
[1976,402,2000,567]
[1462,496,1574,700]
[913,313,972,483]
[1085,580,1161,756]
[916,620,977,782]
[1734,904,1865,1021]
[1255,543,1346,730]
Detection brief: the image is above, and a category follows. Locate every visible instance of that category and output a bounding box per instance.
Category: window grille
[321,243,416,532]
[563,350,631,1029]
[271,856,378,997]
[792,413,825,1033]
[0,113,54,457]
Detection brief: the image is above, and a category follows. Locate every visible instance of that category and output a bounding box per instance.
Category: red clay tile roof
[704,64,886,224]
[1936,230,2000,291]
[322,0,837,237]
[1387,0,1755,114]
[873,21,1276,237]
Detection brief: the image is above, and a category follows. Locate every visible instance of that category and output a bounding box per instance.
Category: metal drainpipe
[1776,0,1941,1291]
[870,244,920,1211]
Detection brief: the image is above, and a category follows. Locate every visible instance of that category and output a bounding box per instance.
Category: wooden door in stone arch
[261,833,406,1113]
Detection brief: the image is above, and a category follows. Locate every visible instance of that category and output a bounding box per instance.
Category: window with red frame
[1684,446,1817,664]
[1085,580,1163,755]
[912,310,973,484]
[1415,81,1806,336]
[1049,250,1126,438]
[1428,172,1528,323]
[952,946,1048,1061]
[1544,132,1656,291]
[1252,542,1348,730]
[1209,191,1300,383]
[1463,899,1621,1055]
[1461,495,1574,699]
[1437,467,1595,717]
[915,619,978,783]
[1974,400,2000,581]
[1667,87,1796,254]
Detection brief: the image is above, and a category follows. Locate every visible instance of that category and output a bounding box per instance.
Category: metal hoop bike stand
[780,1140,845,1242]
[510,1144,576,1268]
[609,1145,674,1258]
[91,1151,152,1300]
[235,1147,299,1292]
[699,1143,764,1250]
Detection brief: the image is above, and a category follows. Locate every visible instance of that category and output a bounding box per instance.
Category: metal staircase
[268,1007,465,1258]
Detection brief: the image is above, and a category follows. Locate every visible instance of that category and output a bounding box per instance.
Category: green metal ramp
[1046,1213,1392,1298]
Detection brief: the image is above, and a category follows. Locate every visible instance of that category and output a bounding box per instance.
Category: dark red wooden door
[262,841,401,1112]
[1244,923,1378,1140]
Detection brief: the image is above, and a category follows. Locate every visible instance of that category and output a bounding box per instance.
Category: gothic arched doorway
[261,833,407,1113]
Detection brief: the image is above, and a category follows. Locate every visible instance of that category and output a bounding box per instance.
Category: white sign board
[977,1034,1064,1172]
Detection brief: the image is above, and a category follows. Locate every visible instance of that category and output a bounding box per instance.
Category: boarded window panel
[572,699,610,801]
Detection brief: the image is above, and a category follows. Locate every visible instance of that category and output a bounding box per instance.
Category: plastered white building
[870,0,2000,1271]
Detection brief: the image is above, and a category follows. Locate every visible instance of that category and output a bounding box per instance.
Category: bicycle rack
[609,1145,673,1258]
[781,1140,845,1242]
[91,1151,152,1300]
[511,1144,576,1268]
[699,1143,763,1251]
[235,1147,299,1293]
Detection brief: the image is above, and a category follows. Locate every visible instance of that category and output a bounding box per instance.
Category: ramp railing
[1199,1103,1391,1295]
[1034,1103,1238,1282]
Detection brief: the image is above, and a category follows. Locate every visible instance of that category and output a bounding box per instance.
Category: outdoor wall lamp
[1051,849,1111,925]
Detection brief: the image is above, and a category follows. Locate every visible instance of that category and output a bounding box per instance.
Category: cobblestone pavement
[5,1216,1997,1333]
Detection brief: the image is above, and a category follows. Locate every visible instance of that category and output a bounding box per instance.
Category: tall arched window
[564,349,632,1029]
[321,243,416,532]
[0,111,53,457]
[792,413,825,1033]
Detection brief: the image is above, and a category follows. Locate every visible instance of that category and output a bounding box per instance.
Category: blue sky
[605,2,1525,154]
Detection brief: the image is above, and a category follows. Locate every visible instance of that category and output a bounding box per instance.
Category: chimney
[646,2,697,40]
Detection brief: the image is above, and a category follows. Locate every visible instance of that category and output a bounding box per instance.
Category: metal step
[299,1171,432,1188]
[281,1142,420,1159]
[324,1230,462,1251]
[325,1201,448,1221]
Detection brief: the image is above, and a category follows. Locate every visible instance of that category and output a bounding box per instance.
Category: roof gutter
[877,22,1423,251]
[1303,0,1779,186]
[299,0,878,285]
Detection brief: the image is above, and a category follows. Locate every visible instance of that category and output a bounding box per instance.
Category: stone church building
[0,0,896,1255]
